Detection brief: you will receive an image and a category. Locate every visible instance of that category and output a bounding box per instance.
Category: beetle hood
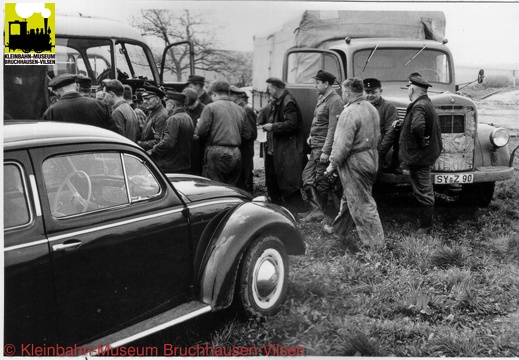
[166,174,252,202]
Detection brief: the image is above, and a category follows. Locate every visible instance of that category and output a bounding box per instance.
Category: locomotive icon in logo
[4,3,55,54]
[7,18,54,53]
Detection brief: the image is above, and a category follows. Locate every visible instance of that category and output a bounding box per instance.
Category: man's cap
[132,93,143,102]
[186,74,205,85]
[76,74,92,89]
[182,88,198,106]
[165,90,186,103]
[266,77,286,89]
[312,70,336,84]
[407,72,432,88]
[142,85,165,99]
[48,73,77,90]
[135,87,146,93]
[363,78,382,90]
[230,85,245,95]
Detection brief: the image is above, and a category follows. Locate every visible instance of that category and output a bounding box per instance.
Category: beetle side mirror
[478,69,485,84]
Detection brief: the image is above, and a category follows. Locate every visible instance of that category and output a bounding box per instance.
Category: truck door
[160,41,195,92]
[283,49,345,142]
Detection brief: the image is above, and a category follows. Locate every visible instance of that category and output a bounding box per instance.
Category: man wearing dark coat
[186,75,213,105]
[147,91,194,173]
[183,88,206,176]
[260,77,304,205]
[138,86,168,151]
[399,72,443,235]
[230,85,258,193]
[42,73,120,134]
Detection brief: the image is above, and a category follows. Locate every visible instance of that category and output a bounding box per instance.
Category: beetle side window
[4,163,31,229]
[42,152,163,218]
[43,152,129,218]
[123,154,161,201]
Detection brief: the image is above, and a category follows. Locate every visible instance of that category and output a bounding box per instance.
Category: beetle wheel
[236,235,288,317]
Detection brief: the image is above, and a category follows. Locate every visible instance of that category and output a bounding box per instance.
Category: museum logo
[4,3,55,65]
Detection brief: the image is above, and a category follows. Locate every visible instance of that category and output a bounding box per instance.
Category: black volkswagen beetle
[3,121,305,353]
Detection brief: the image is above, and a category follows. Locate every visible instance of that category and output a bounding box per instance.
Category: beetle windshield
[353,48,451,84]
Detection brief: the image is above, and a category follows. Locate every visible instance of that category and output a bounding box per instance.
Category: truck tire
[235,235,289,318]
[458,182,495,207]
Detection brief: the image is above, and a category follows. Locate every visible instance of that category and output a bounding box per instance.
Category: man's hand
[320,152,329,163]
[262,123,273,132]
[324,164,336,179]
[146,149,152,156]
[392,119,403,129]
[307,136,312,146]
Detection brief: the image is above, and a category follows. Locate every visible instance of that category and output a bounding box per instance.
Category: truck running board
[84,301,212,356]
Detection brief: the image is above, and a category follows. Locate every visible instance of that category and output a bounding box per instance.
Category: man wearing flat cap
[363,78,400,175]
[300,70,343,222]
[260,77,304,206]
[400,72,442,235]
[182,87,206,176]
[186,75,213,105]
[230,85,258,192]
[138,85,168,151]
[43,73,120,134]
[147,91,194,173]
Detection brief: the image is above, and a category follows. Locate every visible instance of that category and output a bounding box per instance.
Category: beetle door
[30,145,192,345]
[4,150,56,347]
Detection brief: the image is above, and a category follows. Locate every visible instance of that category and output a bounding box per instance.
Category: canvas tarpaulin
[253,10,446,90]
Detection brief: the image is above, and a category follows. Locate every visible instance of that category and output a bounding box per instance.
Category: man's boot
[415,205,434,235]
[300,186,324,222]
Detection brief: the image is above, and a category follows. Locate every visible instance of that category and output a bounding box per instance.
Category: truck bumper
[380,166,514,184]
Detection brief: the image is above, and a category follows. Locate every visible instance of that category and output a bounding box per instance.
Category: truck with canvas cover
[252,10,516,206]
[4,13,194,120]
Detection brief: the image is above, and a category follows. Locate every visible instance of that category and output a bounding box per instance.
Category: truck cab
[252,10,515,206]
[4,13,194,120]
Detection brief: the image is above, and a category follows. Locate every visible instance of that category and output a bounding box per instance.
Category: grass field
[134,89,519,356]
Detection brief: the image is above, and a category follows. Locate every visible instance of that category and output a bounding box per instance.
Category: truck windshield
[48,37,155,85]
[353,48,451,84]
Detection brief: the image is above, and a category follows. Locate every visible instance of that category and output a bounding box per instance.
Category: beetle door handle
[52,240,82,251]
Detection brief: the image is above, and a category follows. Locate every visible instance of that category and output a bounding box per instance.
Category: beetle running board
[84,301,212,356]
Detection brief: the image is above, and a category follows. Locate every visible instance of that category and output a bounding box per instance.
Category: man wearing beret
[324,77,384,250]
[260,77,304,206]
[363,78,401,175]
[103,79,141,142]
[195,80,250,186]
[147,91,194,173]
[230,85,258,192]
[43,73,121,135]
[300,70,343,222]
[138,85,168,151]
[400,72,442,235]
[186,75,213,105]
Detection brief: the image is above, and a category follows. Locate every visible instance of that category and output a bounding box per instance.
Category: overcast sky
[48,1,519,68]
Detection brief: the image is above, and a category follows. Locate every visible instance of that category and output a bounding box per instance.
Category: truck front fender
[196,201,305,310]
[475,123,511,167]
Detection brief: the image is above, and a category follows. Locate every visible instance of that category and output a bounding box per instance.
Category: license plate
[434,173,474,184]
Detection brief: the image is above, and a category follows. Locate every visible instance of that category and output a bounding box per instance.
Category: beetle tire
[236,236,288,318]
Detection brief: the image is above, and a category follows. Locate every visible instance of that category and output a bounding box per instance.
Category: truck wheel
[458,182,495,207]
[236,236,288,318]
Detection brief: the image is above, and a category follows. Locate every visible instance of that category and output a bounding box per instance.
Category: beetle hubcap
[252,249,284,309]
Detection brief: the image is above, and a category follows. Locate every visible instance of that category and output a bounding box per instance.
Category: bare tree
[132,9,251,83]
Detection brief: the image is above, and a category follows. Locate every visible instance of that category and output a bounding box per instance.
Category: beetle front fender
[196,201,305,310]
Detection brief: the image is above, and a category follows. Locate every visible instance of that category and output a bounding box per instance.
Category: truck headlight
[490,128,509,148]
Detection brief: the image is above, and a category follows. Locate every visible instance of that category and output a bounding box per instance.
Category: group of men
[42,68,442,251]
[259,70,442,250]
[42,72,257,191]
